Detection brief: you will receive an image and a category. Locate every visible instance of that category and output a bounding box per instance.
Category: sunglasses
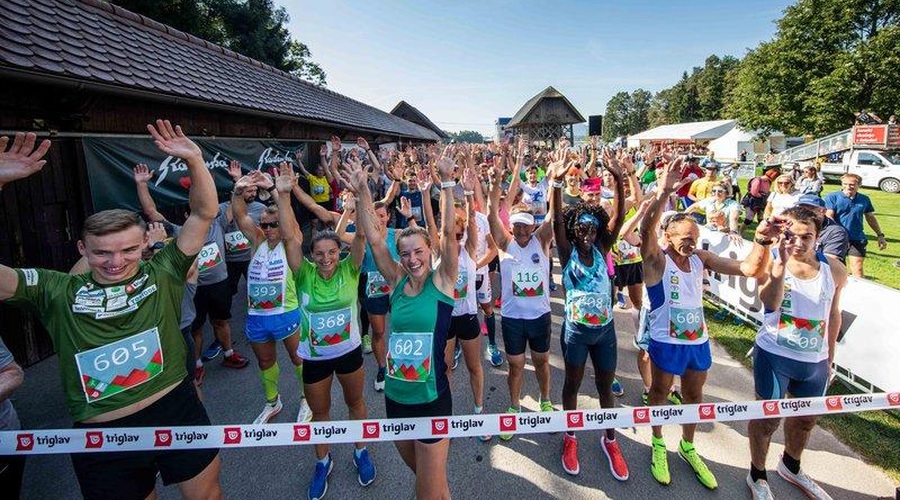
[662,213,693,230]
[260,222,280,229]
[711,189,727,194]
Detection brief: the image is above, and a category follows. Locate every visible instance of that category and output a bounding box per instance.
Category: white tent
[627,119,736,148]
[707,126,786,162]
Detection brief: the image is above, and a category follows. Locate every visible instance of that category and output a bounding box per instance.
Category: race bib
[308,307,352,354]
[386,331,432,383]
[512,265,544,298]
[366,271,392,298]
[616,239,641,263]
[197,243,223,273]
[74,328,163,403]
[248,281,284,311]
[776,314,826,354]
[224,231,251,254]
[567,290,612,327]
[668,306,706,341]
[454,270,469,300]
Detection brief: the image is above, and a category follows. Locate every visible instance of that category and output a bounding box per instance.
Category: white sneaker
[373,369,385,392]
[777,459,832,500]
[253,395,283,424]
[746,473,775,500]
[297,396,313,423]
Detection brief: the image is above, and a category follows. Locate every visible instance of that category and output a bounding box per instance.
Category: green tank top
[387,273,454,404]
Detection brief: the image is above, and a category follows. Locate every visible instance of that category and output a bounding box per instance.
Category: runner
[639,155,779,489]
[223,159,267,298]
[230,168,312,424]
[346,150,458,499]
[0,123,223,499]
[746,206,846,500]
[549,155,630,479]
[488,148,558,438]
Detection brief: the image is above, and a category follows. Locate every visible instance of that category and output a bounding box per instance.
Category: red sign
[85,431,104,449]
[499,415,517,433]
[825,397,843,411]
[632,408,650,424]
[293,425,311,442]
[566,412,584,429]
[698,404,716,420]
[155,430,172,447]
[431,419,449,436]
[16,433,34,451]
[852,125,888,146]
[223,427,242,445]
[887,393,900,406]
[762,401,780,416]
[362,422,380,439]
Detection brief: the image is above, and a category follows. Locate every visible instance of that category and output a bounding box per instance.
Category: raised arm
[334,193,357,245]
[417,168,440,250]
[133,163,167,222]
[294,150,313,178]
[698,218,780,277]
[147,120,216,256]
[291,181,340,227]
[535,152,564,247]
[357,137,382,173]
[232,173,265,248]
[270,163,304,273]
[549,161,572,270]
[486,161,511,251]
[639,156,683,286]
[461,166,479,258]
[433,156,460,295]
[599,149,627,253]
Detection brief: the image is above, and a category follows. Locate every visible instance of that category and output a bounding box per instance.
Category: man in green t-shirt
[0,122,223,499]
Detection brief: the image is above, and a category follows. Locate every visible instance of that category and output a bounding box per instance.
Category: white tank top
[247,242,297,316]
[452,246,478,316]
[755,256,834,363]
[499,235,551,320]
[647,253,708,345]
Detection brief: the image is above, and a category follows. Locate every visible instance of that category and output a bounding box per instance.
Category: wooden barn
[507,86,585,146]
[0,0,440,365]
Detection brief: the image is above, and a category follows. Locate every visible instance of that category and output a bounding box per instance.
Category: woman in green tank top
[343,152,459,499]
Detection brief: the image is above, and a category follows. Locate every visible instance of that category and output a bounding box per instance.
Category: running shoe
[650,436,670,485]
[499,406,518,441]
[678,439,718,489]
[374,367,385,392]
[297,396,313,423]
[641,390,649,406]
[611,378,624,397]
[601,435,629,481]
[746,473,775,500]
[494,297,502,308]
[487,344,504,367]
[540,399,556,412]
[308,454,333,500]
[616,291,627,309]
[561,434,579,475]
[194,365,205,386]
[222,351,249,369]
[202,340,222,361]
[254,396,283,424]
[353,448,376,487]
[361,335,373,354]
[549,282,558,292]
[776,458,833,500]
[452,342,461,370]
[667,390,683,405]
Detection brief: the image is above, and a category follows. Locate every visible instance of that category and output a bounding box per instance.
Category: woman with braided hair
[549,153,629,480]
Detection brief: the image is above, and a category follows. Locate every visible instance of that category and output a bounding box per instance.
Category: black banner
[82,137,310,212]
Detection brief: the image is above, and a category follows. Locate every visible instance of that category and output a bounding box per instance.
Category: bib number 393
[386,332,432,383]
[669,306,706,341]
[74,328,163,403]
[248,282,284,311]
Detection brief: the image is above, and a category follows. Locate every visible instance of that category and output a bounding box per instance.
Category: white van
[820,149,900,193]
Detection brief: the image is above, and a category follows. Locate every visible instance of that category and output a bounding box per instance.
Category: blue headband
[576,213,600,227]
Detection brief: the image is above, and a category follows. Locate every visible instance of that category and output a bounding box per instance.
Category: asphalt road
[14,271,897,499]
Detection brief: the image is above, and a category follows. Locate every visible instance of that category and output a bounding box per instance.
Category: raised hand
[133,163,154,184]
[146,221,168,247]
[416,168,433,193]
[436,156,455,181]
[590,135,599,149]
[0,132,51,189]
[656,156,683,194]
[274,162,297,194]
[398,196,413,218]
[228,160,243,181]
[755,215,787,242]
[146,119,202,161]
[234,174,256,193]
[356,137,370,151]
[338,156,367,193]
[341,191,357,213]
[320,143,329,157]
[330,135,342,153]
[461,166,477,191]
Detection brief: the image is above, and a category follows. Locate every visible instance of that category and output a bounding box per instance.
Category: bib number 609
[93,340,148,372]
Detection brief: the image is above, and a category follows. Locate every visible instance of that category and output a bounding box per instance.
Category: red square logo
[632,408,650,424]
[362,422,380,439]
[698,404,716,420]
[16,433,34,451]
[499,415,517,433]
[293,425,311,442]
[887,392,900,406]
[825,397,843,411]
[566,411,584,429]
[85,431,104,449]
[431,418,449,436]
[223,427,242,445]
[762,401,780,416]
[154,430,172,447]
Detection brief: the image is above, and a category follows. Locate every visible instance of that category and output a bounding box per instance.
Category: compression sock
[360,308,370,336]
[782,452,801,475]
[484,313,496,345]
[294,364,305,397]
[260,364,280,402]
[750,463,768,482]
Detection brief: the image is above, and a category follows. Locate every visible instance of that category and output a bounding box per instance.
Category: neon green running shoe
[650,436,671,485]
[539,399,556,412]
[678,440,718,489]
[499,406,518,441]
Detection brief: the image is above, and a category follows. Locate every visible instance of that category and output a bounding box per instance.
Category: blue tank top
[562,246,614,335]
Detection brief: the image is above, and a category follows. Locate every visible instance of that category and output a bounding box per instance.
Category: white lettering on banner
[257,148,294,171]
[156,152,228,187]
[1,394,895,454]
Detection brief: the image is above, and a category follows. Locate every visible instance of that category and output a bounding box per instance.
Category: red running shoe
[194,365,205,386]
[602,435,629,481]
[222,351,250,369]
[562,434,580,475]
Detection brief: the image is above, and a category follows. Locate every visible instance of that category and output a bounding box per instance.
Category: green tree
[445,130,485,143]
[113,0,326,86]
[602,91,632,141]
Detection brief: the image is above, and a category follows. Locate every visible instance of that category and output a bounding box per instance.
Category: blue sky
[285,1,794,137]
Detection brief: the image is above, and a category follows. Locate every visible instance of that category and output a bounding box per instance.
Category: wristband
[406,215,416,222]
[877,233,885,238]
[440,181,456,189]
[463,190,474,196]
[267,185,277,192]
[232,189,243,196]
[552,181,564,189]
[753,237,773,246]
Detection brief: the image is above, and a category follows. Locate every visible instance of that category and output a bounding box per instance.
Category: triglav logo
[632,408,649,424]
[698,404,716,420]
[762,401,780,416]
[431,419,449,436]
[85,431,104,449]
[499,415,517,433]
[567,412,584,429]
[223,427,242,445]
[825,397,843,411]
[155,430,172,447]
[888,392,900,406]
[362,422,380,439]
[293,425,311,442]
[16,433,34,451]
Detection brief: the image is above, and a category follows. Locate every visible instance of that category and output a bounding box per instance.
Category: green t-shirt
[295,257,360,360]
[7,243,194,422]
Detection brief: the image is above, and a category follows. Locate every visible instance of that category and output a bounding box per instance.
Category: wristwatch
[150,241,165,251]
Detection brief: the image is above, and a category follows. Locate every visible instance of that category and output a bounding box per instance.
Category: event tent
[707,126,787,161]
[627,119,736,148]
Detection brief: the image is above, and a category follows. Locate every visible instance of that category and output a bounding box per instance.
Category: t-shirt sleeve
[864,196,875,214]
[151,240,196,281]
[6,268,68,313]
[824,193,837,210]
[820,227,849,258]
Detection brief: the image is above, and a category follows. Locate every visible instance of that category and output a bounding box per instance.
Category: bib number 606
[94,340,148,372]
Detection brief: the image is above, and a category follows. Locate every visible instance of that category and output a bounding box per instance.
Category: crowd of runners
[0,120,885,500]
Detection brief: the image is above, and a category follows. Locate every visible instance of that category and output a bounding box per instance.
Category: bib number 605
[93,340,149,372]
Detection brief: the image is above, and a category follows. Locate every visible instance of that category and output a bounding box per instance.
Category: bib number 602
[93,340,149,372]
[393,339,424,357]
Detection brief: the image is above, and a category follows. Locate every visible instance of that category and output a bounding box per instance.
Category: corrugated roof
[390,101,449,139]
[629,120,737,141]
[508,86,586,127]
[0,0,440,141]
